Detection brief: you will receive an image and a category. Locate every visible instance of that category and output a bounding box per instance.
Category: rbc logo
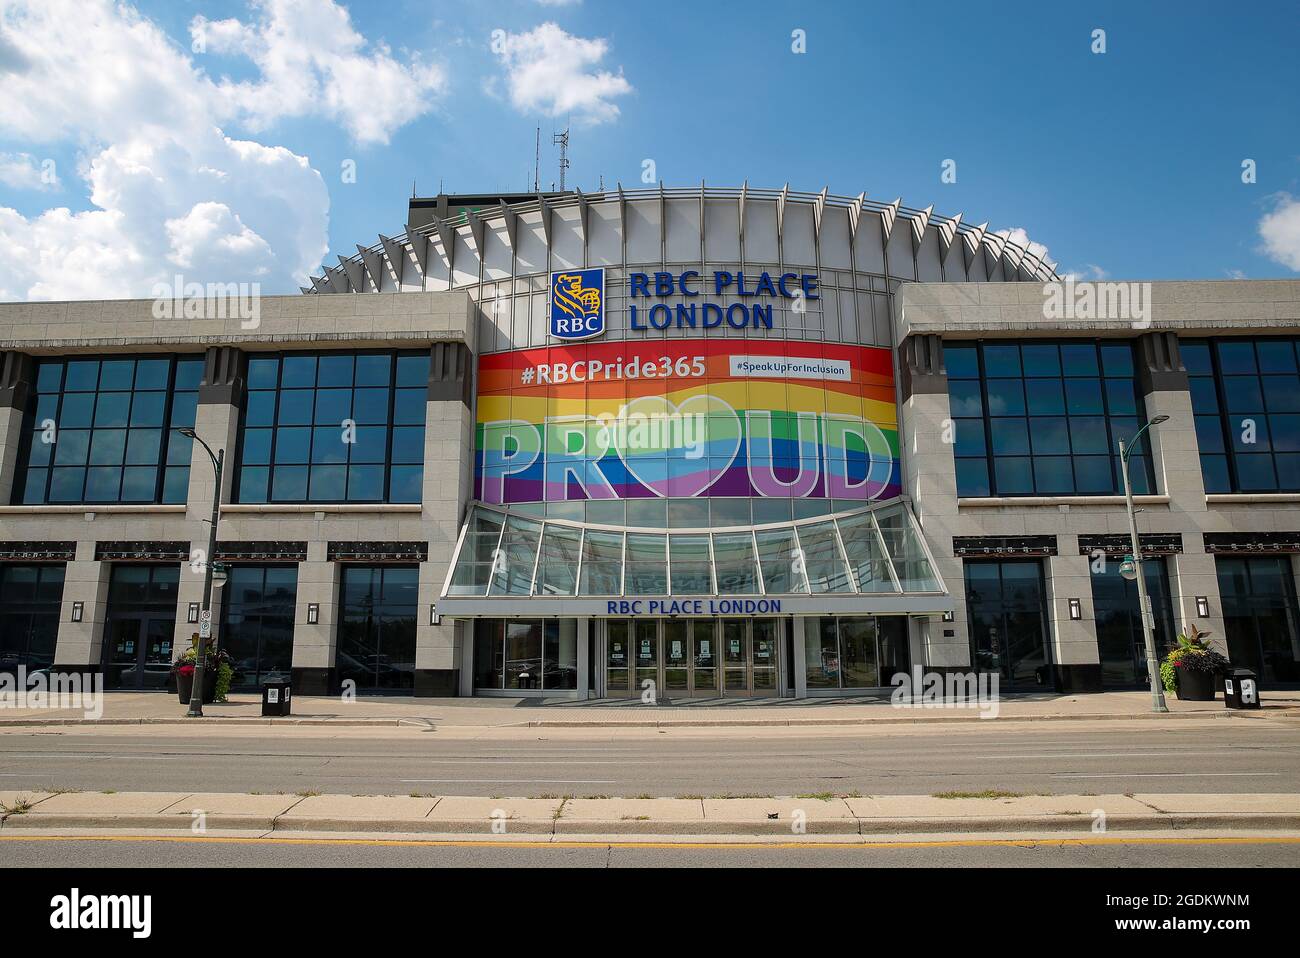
[550,268,605,340]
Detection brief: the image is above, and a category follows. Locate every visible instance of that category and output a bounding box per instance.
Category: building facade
[0,185,1296,698]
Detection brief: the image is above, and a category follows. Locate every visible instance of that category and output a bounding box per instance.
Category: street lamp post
[176,427,223,719]
[1118,414,1170,713]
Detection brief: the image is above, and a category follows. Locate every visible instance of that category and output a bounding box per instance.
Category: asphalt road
[1,718,1297,797]
[2,834,1297,867]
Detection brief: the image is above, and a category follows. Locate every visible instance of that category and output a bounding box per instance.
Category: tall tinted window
[220,566,297,689]
[1183,338,1300,493]
[1089,558,1176,687]
[236,351,428,503]
[0,565,65,672]
[17,356,203,504]
[338,565,419,691]
[945,341,1154,497]
[1216,556,1300,685]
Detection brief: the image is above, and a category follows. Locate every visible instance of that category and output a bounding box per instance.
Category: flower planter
[175,669,218,705]
[1175,667,1217,701]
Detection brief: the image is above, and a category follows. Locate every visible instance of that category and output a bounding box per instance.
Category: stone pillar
[291,541,339,694]
[897,333,970,670]
[52,541,112,671]
[0,350,34,504]
[416,342,475,696]
[1169,551,1228,654]
[177,346,246,652]
[1045,541,1102,691]
[1134,332,1227,650]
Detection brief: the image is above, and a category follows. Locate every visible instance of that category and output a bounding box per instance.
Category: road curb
[0,707,1295,730]
[6,812,1300,836]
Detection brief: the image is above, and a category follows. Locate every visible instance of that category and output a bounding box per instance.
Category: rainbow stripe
[475,339,900,504]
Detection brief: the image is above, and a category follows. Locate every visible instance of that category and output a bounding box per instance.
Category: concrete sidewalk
[2,689,1298,729]
[3,789,1299,837]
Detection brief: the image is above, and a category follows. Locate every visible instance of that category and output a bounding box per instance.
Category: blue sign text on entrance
[606,598,784,616]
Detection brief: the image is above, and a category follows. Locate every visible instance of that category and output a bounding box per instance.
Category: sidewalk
[1,689,1297,729]
[3,789,1298,837]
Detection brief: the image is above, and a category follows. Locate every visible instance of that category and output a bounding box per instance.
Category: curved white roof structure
[303,183,1058,301]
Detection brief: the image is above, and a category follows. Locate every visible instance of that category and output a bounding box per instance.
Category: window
[0,565,65,671]
[945,341,1154,497]
[802,616,909,690]
[236,351,429,503]
[220,566,297,689]
[338,565,418,691]
[1183,338,1300,493]
[1216,556,1300,685]
[16,356,203,505]
[473,618,579,691]
[1089,557,1176,687]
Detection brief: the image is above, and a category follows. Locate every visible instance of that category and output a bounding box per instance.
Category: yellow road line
[2,834,1299,851]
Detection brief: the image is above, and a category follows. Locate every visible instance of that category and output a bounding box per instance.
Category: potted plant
[1160,625,1228,701]
[172,644,229,705]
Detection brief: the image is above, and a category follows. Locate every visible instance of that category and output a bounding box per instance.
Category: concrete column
[52,541,111,670]
[1045,542,1102,691]
[291,541,338,693]
[1134,331,1227,653]
[177,346,244,652]
[1169,550,1227,654]
[897,334,970,670]
[416,342,475,696]
[0,350,34,504]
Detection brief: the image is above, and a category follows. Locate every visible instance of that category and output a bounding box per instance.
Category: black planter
[1175,667,1217,701]
[175,669,217,704]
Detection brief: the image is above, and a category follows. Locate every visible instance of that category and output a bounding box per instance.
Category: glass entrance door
[104,617,175,690]
[604,618,783,698]
[722,620,748,692]
[633,620,658,696]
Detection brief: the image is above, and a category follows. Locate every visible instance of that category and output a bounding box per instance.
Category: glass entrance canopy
[440,499,952,617]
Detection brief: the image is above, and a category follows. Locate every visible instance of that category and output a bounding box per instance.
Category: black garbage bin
[1223,668,1260,709]
[261,678,292,717]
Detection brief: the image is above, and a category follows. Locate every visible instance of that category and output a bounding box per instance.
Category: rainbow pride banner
[474,339,899,504]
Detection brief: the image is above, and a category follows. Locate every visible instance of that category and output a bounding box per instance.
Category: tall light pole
[176,427,223,719]
[1118,414,1170,713]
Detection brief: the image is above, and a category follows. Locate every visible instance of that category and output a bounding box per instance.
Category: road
[1,833,1297,867]
[1,717,1297,797]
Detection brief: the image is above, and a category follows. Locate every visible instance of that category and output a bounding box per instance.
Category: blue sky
[1,0,1297,299]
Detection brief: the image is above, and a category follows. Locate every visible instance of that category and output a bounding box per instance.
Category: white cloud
[534,0,583,6]
[994,227,1051,265]
[193,0,447,145]
[491,22,632,125]
[0,152,56,190]
[0,0,443,301]
[1258,193,1300,272]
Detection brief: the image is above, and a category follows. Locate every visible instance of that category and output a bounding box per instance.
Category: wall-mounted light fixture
[306,603,319,625]
[71,601,83,623]
[430,602,440,626]
[1195,596,1210,618]
[941,610,954,622]
[1068,598,1082,620]
[187,601,200,624]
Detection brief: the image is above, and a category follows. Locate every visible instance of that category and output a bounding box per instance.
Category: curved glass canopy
[440,499,949,616]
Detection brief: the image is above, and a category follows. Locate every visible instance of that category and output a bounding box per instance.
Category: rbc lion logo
[550,268,605,340]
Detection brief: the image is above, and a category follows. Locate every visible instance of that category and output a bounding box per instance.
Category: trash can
[261,678,292,717]
[1223,668,1260,709]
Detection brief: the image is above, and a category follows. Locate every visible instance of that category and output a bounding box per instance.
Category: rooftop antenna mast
[533,127,540,193]
[553,126,570,192]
